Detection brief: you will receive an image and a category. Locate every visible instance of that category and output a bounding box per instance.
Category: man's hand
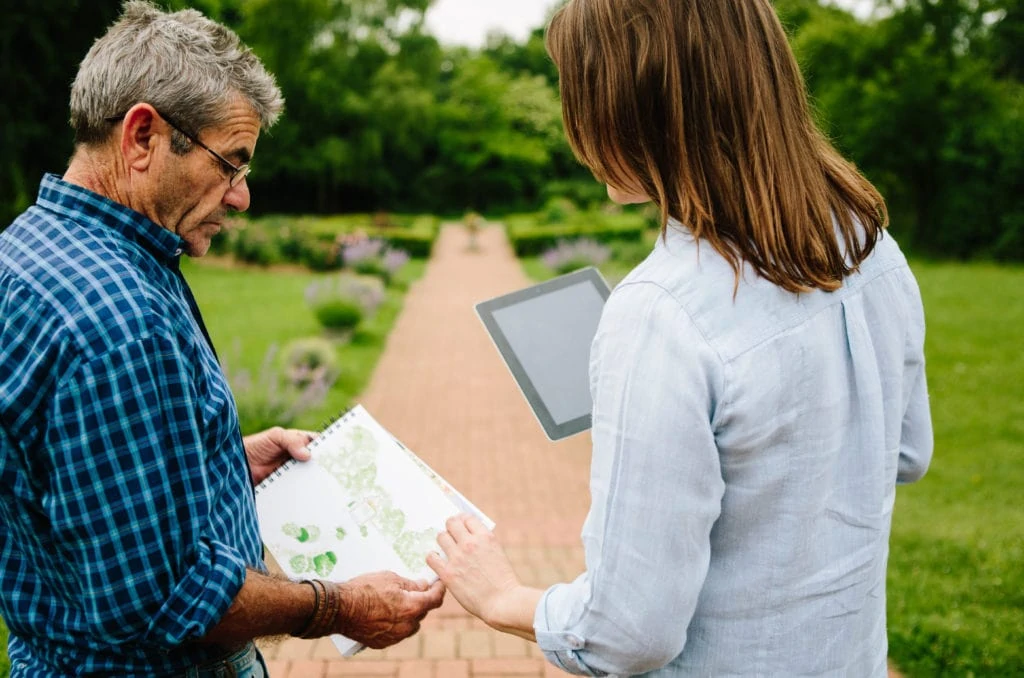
[244,426,316,485]
[332,572,445,649]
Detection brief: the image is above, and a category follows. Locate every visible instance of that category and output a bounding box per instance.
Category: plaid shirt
[0,174,263,676]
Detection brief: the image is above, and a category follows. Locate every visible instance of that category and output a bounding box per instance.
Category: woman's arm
[431,282,727,676]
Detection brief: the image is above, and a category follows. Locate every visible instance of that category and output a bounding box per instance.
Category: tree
[777,0,1024,259]
[0,0,123,227]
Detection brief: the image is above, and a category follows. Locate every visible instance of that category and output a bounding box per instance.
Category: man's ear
[120,104,162,173]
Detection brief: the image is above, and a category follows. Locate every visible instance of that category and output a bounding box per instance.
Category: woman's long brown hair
[546,0,888,293]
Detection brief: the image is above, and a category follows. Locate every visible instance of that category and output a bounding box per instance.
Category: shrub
[542,197,578,224]
[541,180,612,209]
[299,241,342,271]
[341,238,410,284]
[223,343,335,434]
[610,239,655,269]
[281,337,340,390]
[370,230,434,258]
[312,299,364,331]
[503,208,651,257]
[232,226,283,267]
[305,274,385,333]
[342,239,385,269]
[541,238,611,274]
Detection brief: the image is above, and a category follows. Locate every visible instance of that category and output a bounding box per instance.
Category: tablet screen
[476,268,611,440]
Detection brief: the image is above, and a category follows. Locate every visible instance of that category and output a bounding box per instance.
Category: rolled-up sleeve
[897,271,933,484]
[45,331,246,647]
[534,282,727,675]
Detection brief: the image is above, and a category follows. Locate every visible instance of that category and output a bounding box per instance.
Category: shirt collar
[35,173,186,266]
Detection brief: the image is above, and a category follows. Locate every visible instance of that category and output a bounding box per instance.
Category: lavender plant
[281,337,340,390]
[342,238,385,268]
[541,238,611,274]
[341,238,409,285]
[305,273,386,332]
[222,342,336,435]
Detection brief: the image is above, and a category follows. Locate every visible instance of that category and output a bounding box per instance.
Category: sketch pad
[475,267,611,440]
[254,405,493,656]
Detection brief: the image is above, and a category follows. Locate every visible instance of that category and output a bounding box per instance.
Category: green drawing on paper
[394,528,437,567]
[287,551,338,578]
[282,522,320,543]
[336,527,347,540]
[317,423,438,570]
[313,551,338,577]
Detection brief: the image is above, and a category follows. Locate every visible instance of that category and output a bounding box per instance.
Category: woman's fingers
[436,529,456,555]
[445,514,472,542]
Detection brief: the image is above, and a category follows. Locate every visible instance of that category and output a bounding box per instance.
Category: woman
[426,1,932,676]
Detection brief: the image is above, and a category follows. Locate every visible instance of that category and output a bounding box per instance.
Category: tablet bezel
[475,266,611,441]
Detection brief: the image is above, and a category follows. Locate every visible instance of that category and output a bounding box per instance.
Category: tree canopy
[1,0,1021,259]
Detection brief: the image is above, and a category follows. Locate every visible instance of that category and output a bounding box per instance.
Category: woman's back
[581,223,930,676]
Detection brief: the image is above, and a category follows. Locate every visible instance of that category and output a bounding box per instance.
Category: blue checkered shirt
[0,174,263,676]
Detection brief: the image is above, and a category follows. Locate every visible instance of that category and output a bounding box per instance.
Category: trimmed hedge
[505,211,649,257]
[209,214,439,268]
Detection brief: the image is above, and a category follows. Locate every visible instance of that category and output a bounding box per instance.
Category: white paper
[254,405,493,656]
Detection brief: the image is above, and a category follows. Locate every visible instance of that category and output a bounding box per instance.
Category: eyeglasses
[106,109,251,188]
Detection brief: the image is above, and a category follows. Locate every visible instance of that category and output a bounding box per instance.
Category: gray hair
[70,0,284,147]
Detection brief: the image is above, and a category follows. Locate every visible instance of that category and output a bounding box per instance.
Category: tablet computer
[475,267,611,441]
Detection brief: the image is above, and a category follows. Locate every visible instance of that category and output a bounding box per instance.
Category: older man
[0,3,443,676]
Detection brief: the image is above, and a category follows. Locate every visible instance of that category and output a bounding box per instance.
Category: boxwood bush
[209,214,440,269]
[505,208,649,257]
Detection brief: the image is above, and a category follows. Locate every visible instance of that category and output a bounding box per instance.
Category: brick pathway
[261,224,590,677]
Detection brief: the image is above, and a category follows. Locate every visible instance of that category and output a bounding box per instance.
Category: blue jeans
[182,642,269,678]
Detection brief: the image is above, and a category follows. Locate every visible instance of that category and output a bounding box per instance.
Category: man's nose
[224,179,250,213]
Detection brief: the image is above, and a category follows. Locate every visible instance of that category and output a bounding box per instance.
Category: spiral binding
[254,406,355,495]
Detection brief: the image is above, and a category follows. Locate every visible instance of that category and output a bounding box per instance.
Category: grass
[0,616,7,678]
[886,260,1024,676]
[183,256,426,431]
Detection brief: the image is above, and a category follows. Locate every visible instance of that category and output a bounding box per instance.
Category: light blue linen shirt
[533,222,932,677]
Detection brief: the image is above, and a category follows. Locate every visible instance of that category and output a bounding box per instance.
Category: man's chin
[181,239,212,258]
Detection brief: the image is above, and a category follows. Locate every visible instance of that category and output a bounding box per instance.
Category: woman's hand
[427,514,542,639]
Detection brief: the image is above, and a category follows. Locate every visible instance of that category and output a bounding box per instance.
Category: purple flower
[541,238,611,274]
[342,239,385,268]
[305,274,385,315]
[382,248,410,275]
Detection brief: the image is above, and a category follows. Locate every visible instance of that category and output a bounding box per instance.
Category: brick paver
[262,224,583,676]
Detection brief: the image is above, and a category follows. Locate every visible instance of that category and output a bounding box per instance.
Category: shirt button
[567,634,584,649]
[173,248,183,256]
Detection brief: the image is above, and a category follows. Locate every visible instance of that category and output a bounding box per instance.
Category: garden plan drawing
[255,404,493,656]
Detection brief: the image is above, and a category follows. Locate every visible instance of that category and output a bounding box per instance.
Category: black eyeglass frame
[105,109,251,188]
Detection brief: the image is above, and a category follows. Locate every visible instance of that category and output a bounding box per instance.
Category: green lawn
[886,260,1024,675]
[183,257,426,431]
[0,616,7,678]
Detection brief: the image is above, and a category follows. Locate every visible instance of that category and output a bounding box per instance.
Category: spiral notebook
[254,404,493,656]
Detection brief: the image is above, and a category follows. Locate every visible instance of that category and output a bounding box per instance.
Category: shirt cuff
[145,539,248,647]
[534,581,601,676]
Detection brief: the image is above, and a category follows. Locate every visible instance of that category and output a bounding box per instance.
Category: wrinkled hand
[426,515,521,626]
[332,572,445,648]
[244,427,316,485]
